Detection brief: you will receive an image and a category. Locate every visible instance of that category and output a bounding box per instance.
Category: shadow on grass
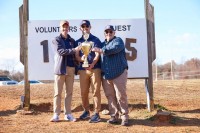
[128,116,200,127]
[30,102,53,113]
[72,103,109,112]
[0,102,53,116]
[0,110,16,116]
[1,103,200,127]
[127,104,200,127]
[173,109,200,113]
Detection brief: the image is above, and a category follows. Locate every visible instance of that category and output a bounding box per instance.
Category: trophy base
[82,63,89,68]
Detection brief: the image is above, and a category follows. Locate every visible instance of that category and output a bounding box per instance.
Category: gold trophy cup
[81,32,94,68]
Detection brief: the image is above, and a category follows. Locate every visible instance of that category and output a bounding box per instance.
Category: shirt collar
[105,36,116,44]
[60,34,71,40]
[81,33,92,41]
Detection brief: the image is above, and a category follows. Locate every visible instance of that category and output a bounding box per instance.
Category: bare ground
[0,79,200,133]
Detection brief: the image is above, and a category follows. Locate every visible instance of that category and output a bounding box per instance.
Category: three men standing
[50,20,129,126]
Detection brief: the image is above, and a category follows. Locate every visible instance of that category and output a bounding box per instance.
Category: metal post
[145,79,151,112]
[155,63,158,81]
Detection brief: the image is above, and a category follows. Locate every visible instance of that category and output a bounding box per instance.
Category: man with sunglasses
[92,25,129,126]
[75,20,102,123]
[50,20,81,122]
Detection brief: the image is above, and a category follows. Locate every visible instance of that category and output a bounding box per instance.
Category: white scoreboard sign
[28,19,148,80]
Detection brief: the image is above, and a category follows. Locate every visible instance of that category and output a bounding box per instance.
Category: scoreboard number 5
[125,38,137,61]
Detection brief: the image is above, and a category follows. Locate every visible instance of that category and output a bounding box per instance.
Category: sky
[0,0,200,72]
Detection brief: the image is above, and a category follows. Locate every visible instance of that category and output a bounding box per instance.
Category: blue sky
[0,0,200,71]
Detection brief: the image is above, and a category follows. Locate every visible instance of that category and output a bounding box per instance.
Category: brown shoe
[121,119,129,126]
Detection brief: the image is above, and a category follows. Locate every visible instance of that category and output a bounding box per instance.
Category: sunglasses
[81,25,89,28]
[105,30,113,34]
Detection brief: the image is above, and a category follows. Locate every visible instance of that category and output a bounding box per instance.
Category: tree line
[0,58,200,81]
[0,70,24,82]
[153,58,200,80]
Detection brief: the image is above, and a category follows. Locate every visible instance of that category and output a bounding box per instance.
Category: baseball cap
[60,20,69,27]
[104,25,115,31]
[80,20,91,26]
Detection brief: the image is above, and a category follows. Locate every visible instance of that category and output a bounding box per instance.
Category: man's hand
[81,55,85,62]
[85,64,94,70]
[92,47,103,53]
[75,45,81,51]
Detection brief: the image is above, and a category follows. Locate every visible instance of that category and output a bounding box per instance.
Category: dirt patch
[0,79,200,133]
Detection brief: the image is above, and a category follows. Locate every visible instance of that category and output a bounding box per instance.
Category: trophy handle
[89,42,94,52]
[78,42,82,46]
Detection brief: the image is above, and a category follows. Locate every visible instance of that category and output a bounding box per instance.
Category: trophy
[80,32,94,67]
